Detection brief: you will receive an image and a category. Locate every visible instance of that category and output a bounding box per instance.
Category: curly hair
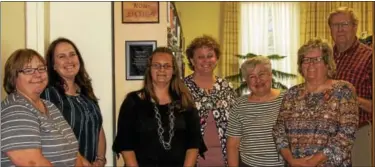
[185,35,221,71]
[240,56,272,81]
[297,38,336,78]
[143,47,195,110]
[45,37,98,102]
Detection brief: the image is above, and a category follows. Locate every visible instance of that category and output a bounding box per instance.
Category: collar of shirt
[333,37,360,58]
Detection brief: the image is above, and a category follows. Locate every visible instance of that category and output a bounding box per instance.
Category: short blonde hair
[3,49,45,94]
[328,6,359,26]
[297,38,336,78]
[241,56,272,80]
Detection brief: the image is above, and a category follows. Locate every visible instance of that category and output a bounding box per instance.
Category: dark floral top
[184,74,238,165]
[273,80,359,167]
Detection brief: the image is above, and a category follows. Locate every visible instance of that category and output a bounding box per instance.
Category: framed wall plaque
[125,41,157,80]
[122,2,159,23]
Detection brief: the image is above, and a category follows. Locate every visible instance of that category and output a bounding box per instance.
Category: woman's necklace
[152,100,176,150]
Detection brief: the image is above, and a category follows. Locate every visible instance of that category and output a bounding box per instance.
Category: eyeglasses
[151,63,173,70]
[330,21,353,30]
[302,56,325,65]
[248,72,270,82]
[18,66,47,75]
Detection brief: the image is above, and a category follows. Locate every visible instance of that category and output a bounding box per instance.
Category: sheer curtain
[271,2,300,87]
[240,2,300,88]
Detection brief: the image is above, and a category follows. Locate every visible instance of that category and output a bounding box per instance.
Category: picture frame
[122,2,159,23]
[125,41,157,80]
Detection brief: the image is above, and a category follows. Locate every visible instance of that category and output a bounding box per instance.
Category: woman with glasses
[184,35,237,166]
[112,47,205,167]
[41,37,106,166]
[1,49,81,166]
[273,38,359,167]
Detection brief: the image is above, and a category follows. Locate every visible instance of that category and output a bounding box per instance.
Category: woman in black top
[41,37,106,166]
[112,47,205,167]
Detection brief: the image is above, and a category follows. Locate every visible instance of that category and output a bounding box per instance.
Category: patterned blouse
[273,80,358,167]
[184,74,237,165]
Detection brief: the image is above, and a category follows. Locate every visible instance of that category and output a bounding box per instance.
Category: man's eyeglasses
[302,56,325,65]
[330,21,353,30]
[151,63,173,70]
[18,66,47,75]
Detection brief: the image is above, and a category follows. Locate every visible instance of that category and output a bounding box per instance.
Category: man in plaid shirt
[328,7,372,166]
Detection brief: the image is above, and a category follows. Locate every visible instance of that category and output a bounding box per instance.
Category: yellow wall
[1,2,26,99]
[175,2,221,76]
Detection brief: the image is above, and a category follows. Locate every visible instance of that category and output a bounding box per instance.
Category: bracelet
[96,155,107,164]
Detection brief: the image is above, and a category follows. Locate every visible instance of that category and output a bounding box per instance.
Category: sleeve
[1,104,41,152]
[112,93,137,156]
[366,54,372,97]
[272,93,290,152]
[40,86,63,109]
[226,100,242,137]
[322,83,359,166]
[184,107,202,149]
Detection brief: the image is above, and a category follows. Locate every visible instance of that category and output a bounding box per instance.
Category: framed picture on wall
[125,41,157,80]
[122,2,159,23]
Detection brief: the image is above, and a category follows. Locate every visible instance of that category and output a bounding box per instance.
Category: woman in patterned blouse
[273,38,359,167]
[184,35,238,166]
[41,38,106,166]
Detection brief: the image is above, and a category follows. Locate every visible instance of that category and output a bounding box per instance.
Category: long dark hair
[143,47,195,110]
[45,37,98,102]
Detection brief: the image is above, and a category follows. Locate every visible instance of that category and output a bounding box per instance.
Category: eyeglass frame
[301,56,326,65]
[150,63,173,70]
[329,21,355,30]
[17,66,48,75]
[247,71,271,83]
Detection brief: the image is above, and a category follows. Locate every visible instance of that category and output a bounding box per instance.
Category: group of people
[1,38,106,166]
[1,6,372,167]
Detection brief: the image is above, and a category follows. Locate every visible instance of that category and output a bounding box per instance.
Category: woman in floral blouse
[273,38,358,167]
[184,35,237,166]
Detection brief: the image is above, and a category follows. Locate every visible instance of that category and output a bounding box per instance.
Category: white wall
[49,2,114,165]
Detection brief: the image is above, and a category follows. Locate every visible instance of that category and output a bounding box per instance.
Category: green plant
[225,53,297,95]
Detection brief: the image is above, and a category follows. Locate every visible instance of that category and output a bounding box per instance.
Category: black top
[112,90,203,167]
[41,86,103,162]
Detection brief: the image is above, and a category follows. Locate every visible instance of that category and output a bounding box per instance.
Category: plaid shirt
[333,38,373,127]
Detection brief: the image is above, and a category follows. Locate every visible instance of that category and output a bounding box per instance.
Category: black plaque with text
[126,41,156,80]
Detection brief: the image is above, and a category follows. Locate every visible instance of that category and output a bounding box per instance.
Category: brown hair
[143,47,195,110]
[185,35,221,70]
[3,49,46,94]
[297,38,336,78]
[328,6,358,26]
[45,37,98,103]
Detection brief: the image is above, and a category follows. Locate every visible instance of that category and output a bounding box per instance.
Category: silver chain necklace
[153,102,175,150]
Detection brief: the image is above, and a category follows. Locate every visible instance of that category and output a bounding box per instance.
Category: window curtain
[240,2,300,88]
[218,2,240,87]
[299,2,373,45]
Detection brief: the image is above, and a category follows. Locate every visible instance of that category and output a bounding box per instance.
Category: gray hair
[328,6,359,26]
[241,56,272,80]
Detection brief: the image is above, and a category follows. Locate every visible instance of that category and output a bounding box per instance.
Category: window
[240,2,300,89]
